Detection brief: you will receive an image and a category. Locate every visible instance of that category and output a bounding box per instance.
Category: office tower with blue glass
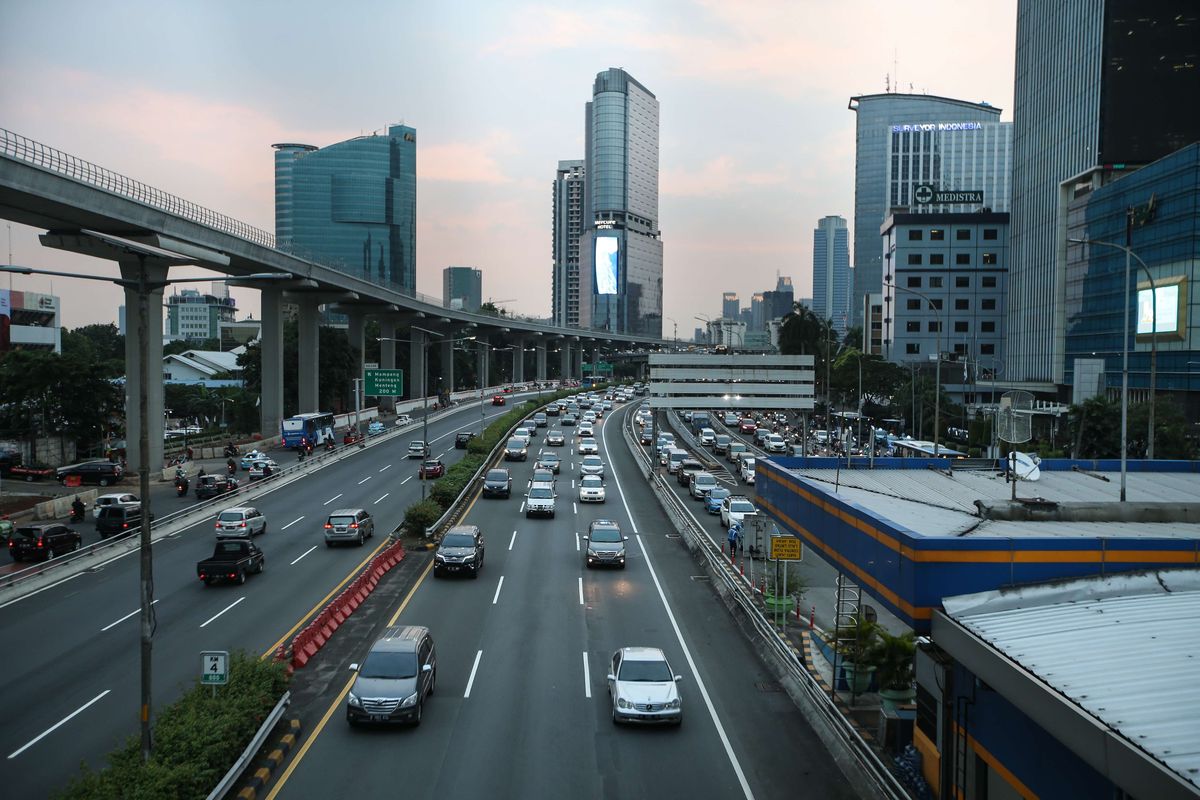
[273,124,417,295]
[722,292,740,320]
[443,266,482,312]
[578,68,663,336]
[552,159,586,327]
[849,94,1002,327]
[1009,0,1200,386]
[812,215,851,336]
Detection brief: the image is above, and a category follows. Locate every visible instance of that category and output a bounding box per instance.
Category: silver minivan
[666,448,690,474]
[347,625,437,726]
[324,508,374,546]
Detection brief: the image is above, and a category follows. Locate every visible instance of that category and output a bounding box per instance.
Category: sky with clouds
[0,0,1016,333]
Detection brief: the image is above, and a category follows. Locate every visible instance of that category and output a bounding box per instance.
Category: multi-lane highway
[0,396,527,800]
[267,400,855,799]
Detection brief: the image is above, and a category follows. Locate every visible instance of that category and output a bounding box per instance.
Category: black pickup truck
[196,538,264,586]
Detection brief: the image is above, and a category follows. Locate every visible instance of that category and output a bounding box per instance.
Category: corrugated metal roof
[943,571,1200,794]
[784,466,1200,540]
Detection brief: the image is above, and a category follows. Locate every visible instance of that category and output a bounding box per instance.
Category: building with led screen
[577,68,662,336]
[273,124,417,296]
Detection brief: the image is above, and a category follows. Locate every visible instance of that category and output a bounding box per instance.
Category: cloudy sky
[1,0,1016,333]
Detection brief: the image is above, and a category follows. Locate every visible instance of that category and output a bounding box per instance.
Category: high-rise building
[1008,1,1200,384]
[812,215,852,336]
[273,124,417,295]
[722,292,740,319]
[577,68,662,336]
[552,159,585,327]
[443,266,482,312]
[886,122,1013,213]
[849,94,1002,326]
[750,293,765,332]
[0,290,61,352]
[166,287,237,342]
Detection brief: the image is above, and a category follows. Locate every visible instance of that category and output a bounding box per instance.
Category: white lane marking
[400,476,412,485]
[492,576,505,605]
[573,502,578,515]
[571,478,576,489]
[436,451,446,459]
[101,599,159,632]
[636,533,755,799]
[464,650,483,698]
[583,651,592,698]
[379,464,392,473]
[577,576,584,605]
[323,493,343,506]
[357,476,371,485]
[199,596,245,628]
[575,532,580,552]
[508,530,517,550]
[282,516,305,530]
[374,492,390,504]
[7,690,111,759]
[519,501,525,514]
[290,546,317,565]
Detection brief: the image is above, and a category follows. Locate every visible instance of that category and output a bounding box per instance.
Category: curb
[236,718,302,800]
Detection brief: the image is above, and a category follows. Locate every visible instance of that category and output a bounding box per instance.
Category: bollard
[809,605,816,630]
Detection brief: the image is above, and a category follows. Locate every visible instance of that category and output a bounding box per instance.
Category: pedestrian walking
[728,521,742,560]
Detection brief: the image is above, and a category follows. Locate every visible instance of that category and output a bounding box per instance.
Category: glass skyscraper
[1009,0,1200,384]
[552,160,585,327]
[273,124,417,295]
[812,215,851,336]
[849,94,1002,327]
[578,68,662,336]
[443,266,482,312]
[885,122,1012,213]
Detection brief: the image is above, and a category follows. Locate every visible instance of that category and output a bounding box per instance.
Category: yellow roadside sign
[769,535,802,561]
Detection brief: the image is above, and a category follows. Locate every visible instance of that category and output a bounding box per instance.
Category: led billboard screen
[594,237,619,295]
[1136,283,1180,336]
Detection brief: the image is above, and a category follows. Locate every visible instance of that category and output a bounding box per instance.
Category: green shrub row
[402,384,616,535]
[57,652,288,800]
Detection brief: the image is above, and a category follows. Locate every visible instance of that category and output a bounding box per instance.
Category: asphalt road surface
[268,401,856,800]
[0,394,531,800]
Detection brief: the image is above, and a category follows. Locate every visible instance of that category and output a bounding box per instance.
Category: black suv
[196,474,239,500]
[676,459,706,486]
[454,431,475,449]
[482,468,512,498]
[434,525,484,578]
[57,461,123,487]
[7,523,81,562]
[96,506,152,539]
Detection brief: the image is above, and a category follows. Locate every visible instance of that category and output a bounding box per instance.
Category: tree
[62,324,125,377]
[778,304,839,407]
[237,319,360,416]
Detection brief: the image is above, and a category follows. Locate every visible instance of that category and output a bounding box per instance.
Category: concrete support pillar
[119,259,167,475]
[513,338,526,384]
[346,310,366,410]
[476,336,490,389]
[441,338,455,395]
[409,331,427,401]
[296,297,321,411]
[592,346,600,381]
[536,340,548,381]
[260,287,285,438]
[560,341,571,380]
[573,346,583,379]
[379,318,397,412]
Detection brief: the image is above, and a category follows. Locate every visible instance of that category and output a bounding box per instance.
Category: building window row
[907,228,1000,242]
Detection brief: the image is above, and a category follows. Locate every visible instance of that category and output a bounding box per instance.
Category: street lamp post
[1,263,287,761]
[886,281,942,456]
[1068,235,1158,499]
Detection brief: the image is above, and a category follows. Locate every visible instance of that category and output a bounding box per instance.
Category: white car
[607,647,683,725]
[93,493,140,520]
[698,428,716,447]
[214,506,266,537]
[721,495,758,528]
[394,414,413,427]
[582,411,597,424]
[578,423,595,438]
[578,474,606,503]
[578,438,599,455]
[766,434,787,453]
[740,457,756,484]
[579,455,606,478]
[723,412,739,426]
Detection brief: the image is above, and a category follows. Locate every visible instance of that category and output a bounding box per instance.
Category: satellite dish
[1009,451,1041,481]
[996,390,1034,444]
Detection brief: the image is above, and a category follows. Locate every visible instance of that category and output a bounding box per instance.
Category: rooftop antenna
[996,390,1037,499]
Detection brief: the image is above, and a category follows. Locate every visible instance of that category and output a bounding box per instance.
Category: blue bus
[281,412,336,449]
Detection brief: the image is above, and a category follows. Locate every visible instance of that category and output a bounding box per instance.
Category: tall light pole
[2,263,288,761]
[886,281,942,456]
[665,316,678,350]
[1068,236,1158,498]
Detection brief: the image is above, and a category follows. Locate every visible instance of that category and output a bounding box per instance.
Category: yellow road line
[265,558,435,799]
[259,537,390,660]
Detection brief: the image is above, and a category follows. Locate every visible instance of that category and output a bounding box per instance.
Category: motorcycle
[325,439,336,452]
[223,444,238,458]
[69,502,87,524]
[175,477,190,497]
[226,462,237,477]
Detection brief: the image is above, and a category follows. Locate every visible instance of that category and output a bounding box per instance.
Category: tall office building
[166,287,237,342]
[885,122,1012,212]
[761,275,795,324]
[849,94,1001,326]
[552,159,585,327]
[443,266,482,312]
[1008,0,1200,383]
[577,68,663,336]
[750,293,765,332]
[812,215,852,336]
[722,292,740,320]
[273,124,417,295]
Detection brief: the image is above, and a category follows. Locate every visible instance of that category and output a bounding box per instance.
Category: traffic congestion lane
[271,400,855,799]
[0,397,531,800]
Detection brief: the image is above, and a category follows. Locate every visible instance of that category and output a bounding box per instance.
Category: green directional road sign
[364,368,404,396]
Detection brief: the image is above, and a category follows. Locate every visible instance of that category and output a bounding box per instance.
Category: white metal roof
[780,465,1200,540]
[943,571,1200,794]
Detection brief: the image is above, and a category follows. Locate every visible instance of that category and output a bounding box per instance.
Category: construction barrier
[288,539,407,669]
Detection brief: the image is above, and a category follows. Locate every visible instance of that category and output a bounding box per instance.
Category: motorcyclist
[70,497,86,523]
[226,457,237,475]
[261,463,272,480]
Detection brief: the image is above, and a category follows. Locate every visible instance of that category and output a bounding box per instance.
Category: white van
[667,448,690,474]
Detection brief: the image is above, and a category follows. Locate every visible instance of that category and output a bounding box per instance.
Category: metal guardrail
[205,690,290,800]
[619,408,909,800]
